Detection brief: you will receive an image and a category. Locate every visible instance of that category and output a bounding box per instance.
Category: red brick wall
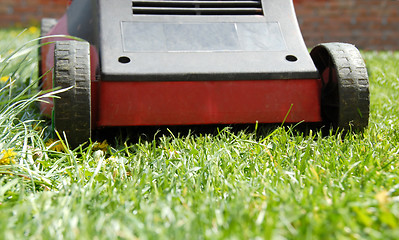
[0,0,69,27]
[294,0,399,50]
[1,0,398,50]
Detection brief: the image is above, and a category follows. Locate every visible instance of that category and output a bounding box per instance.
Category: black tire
[53,40,91,148]
[310,42,369,131]
[38,18,57,78]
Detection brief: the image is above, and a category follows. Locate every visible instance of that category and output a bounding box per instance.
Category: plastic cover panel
[121,22,286,52]
[98,0,319,81]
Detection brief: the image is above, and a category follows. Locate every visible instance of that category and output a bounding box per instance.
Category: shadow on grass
[92,122,326,146]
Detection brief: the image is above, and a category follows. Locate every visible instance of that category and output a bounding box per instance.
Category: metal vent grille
[132,0,264,16]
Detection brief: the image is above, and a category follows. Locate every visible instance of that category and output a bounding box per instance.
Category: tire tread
[53,40,91,148]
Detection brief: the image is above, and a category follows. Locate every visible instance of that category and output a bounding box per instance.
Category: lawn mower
[39,0,370,147]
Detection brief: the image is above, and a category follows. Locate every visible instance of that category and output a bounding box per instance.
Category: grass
[0,27,399,239]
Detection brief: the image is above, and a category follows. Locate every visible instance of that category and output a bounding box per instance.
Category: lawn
[0,28,399,239]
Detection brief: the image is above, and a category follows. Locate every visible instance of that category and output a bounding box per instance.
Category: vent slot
[132,0,264,16]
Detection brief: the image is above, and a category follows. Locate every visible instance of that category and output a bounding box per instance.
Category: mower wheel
[53,40,91,148]
[38,18,57,77]
[310,43,369,131]
[40,18,57,37]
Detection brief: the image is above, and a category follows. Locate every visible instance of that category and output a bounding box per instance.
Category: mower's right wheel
[310,43,370,131]
[53,40,91,148]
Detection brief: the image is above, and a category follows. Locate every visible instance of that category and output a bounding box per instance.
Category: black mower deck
[67,0,319,81]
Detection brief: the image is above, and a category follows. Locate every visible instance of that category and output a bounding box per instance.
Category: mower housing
[39,0,370,147]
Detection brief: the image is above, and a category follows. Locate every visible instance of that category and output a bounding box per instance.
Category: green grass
[0,28,399,239]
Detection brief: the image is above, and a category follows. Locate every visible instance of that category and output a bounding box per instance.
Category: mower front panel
[95,79,322,127]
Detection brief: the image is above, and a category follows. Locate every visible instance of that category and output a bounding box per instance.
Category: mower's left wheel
[38,18,57,78]
[53,40,91,148]
[310,42,370,131]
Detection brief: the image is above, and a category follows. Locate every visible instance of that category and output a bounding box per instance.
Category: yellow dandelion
[376,190,390,208]
[0,76,10,83]
[28,26,39,34]
[0,149,17,165]
[93,140,109,153]
[46,139,65,152]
